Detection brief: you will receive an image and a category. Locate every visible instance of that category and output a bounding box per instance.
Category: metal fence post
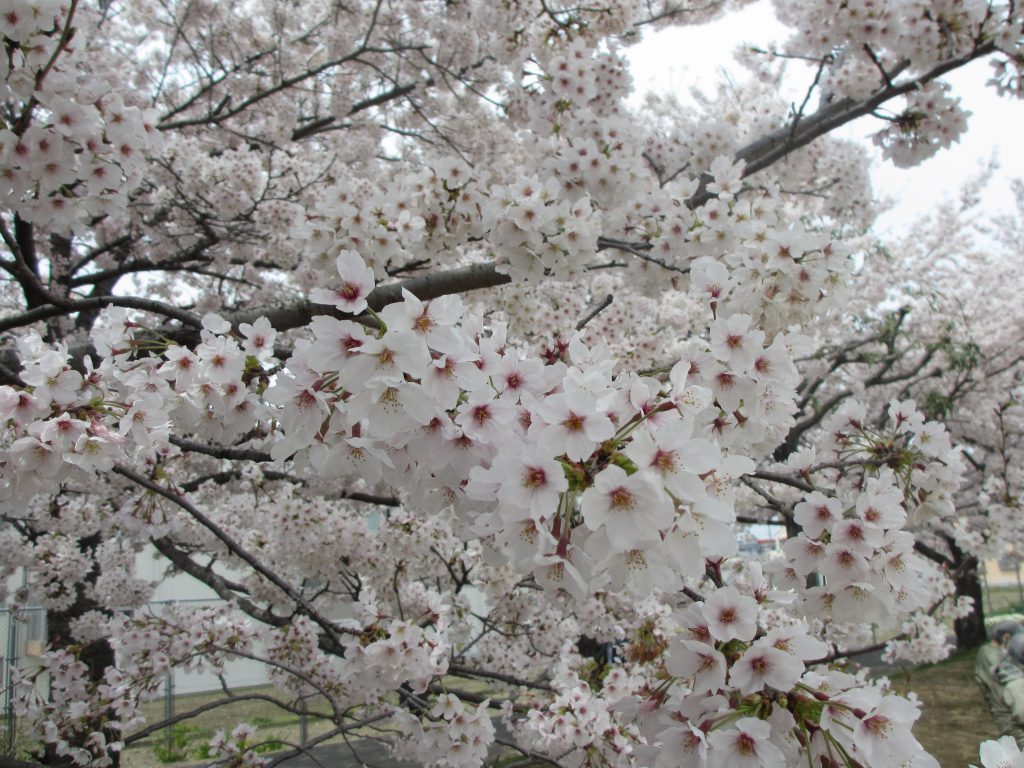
[1016,560,1024,609]
[299,698,308,748]
[5,608,18,751]
[163,670,174,756]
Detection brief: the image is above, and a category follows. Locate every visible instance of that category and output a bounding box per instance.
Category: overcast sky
[625,1,1024,237]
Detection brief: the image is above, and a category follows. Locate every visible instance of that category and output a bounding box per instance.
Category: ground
[111,651,1000,768]
[884,649,999,768]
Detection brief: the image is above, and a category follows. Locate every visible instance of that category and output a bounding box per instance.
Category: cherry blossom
[0,0,1019,765]
[974,737,1024,768]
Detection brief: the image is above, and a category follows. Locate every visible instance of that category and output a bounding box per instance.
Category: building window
[998,553,1021,573]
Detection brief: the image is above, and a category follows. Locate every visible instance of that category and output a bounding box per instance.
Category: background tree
[740,168,1024,651]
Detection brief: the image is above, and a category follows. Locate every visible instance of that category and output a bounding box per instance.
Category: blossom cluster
[499,580,943,768]
[262,247,810,599]
[762,398,963,629]
[871,82,971,168]
[11,648,133,767]
[0,0,159,233]
[773,0,1010,93]
[0,310,277,505]
[390,694,496,768]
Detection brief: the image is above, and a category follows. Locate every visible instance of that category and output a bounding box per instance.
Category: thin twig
[575,294,614,331]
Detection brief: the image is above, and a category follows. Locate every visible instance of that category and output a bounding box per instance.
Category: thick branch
[169,436,273,462]
[688,41,996,208]
[224,261,512,338]
[447,662,554,692]
[0,295,202,334]
[149,536,291,630]
[914,539,954,568]
[750,470,815,494]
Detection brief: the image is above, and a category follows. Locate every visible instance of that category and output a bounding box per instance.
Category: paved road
[276,738,418,768]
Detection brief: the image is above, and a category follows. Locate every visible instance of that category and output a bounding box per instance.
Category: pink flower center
[653,449,676,472]
[862,714,891,737]
[736,732,757,756]
[338,282,361,301]
[562,412,585,432]
[609,487,633,509]
[523,467,547,488]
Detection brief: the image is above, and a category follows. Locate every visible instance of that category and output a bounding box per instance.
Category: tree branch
[687,41,996,208]
[114,464,354,650]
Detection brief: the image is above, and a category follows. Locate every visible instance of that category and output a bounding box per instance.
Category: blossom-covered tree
[878,173,1024,650]
[0,0,1022,767]
[737,168,1024,656]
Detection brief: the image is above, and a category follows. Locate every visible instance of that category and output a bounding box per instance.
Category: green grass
[986,586,1024,617]
[123,687,340,768]
[122,676,496,768]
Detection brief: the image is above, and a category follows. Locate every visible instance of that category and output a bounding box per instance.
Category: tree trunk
[919,536,987,650]
[952,553,987,650]
[41,533,119,767]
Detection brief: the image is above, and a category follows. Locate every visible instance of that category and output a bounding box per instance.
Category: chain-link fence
[1,606,46,753]
[1,599,275,756]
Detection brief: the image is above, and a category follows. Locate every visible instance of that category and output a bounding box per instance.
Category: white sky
[626,1,1024,237]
